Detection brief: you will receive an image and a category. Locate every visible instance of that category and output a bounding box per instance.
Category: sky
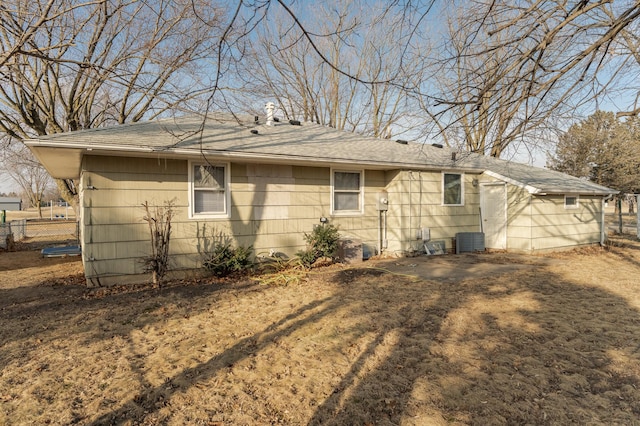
[1,172,17,194]
[1,0,637,194]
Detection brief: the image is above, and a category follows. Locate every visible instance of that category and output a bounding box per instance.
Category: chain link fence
[1,219,79,249]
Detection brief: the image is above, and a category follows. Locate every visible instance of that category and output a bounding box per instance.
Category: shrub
[141,200,175,287]
[203,243,253,277]
[296,247,318,268]
[297,223,340,268]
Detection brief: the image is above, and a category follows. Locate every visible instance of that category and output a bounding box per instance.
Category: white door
[480,183,507,249]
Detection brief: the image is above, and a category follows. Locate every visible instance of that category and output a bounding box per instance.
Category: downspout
[637,194,640,239]
[601,194,614,246]
[378,210,382,256]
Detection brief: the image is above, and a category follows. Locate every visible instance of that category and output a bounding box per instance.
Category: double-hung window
[332,170,363,214]
[443,172,464,206]
[189,161,229,218]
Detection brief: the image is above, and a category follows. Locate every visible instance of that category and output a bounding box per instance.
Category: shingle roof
[26,114,617,195]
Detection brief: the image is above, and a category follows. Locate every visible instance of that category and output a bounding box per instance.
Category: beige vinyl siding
[505,186,533,252]
[329,169,385,252]
[502,187,603,252]
[385,170,482,253]
[81,156,188,285]
[529,195,602,251]
[79,155,607,286]
[81,156,384,285]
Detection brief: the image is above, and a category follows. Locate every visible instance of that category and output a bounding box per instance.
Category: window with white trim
[443,172,464,206]
[189,162,230,218]
[332,170,363,214]
[564,194,579,209]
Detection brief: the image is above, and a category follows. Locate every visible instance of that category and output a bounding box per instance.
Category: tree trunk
[56,178,79,217]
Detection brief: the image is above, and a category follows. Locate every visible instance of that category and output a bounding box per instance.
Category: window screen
[193,164,226,214]
[333,171,361,211]
[443,173,462,205]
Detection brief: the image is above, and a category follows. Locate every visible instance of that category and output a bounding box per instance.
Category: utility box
[338,237,363,264]
[376,190,389,211]
[455,232,485,254]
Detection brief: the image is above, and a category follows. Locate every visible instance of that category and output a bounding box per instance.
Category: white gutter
[24,139,155,153]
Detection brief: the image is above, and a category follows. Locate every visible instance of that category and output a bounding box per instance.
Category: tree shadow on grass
[307,265,640,425]
[88,295,341,424]
[3,249,640,425]
[0,277,256,375]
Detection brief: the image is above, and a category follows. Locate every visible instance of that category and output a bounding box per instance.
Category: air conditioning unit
[455,232,485,254]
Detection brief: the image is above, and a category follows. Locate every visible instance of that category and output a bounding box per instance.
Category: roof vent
[395,139,408,145]
[289,120,301,126]
[431,143,443,148]
[265,102,275,126]
[250,129,259,135]
[451,152,457,161]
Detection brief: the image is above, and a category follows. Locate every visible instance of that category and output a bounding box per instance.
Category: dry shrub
[141,200,175,287]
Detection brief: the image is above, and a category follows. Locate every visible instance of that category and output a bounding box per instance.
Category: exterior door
[480,183,507,249]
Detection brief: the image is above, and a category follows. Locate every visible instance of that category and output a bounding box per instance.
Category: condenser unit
[455,232,485,254]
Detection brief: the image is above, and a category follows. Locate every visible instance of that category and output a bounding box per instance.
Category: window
[564,194,579,209]
[443,173,464,205]
[189,162,229,218]
[332,170,363,214]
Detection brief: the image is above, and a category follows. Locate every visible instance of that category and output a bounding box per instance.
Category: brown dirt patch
[2,236,640,424]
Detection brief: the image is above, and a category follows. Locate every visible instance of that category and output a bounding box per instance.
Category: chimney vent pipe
[265,102,275,126]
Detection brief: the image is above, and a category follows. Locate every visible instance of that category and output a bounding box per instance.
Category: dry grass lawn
[2,236,640,425]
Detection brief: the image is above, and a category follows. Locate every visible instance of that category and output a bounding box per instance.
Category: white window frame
[188,160,231,219]
[564,194,579,209]
[331,169,364,215]
[442,172,465,206]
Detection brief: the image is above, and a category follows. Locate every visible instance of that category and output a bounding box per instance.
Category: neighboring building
[0,197,22,211]
[25,113,617,286]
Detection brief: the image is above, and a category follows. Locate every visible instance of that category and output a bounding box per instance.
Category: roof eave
[484,170,618,196]
[24,139,487,173]
[483,170,543,194]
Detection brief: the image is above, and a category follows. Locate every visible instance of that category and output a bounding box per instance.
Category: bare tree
[216,1,431,140]
[0,141,52,218]
[424,0,640,158]
[0,0,225,207]
[0,0,108,70]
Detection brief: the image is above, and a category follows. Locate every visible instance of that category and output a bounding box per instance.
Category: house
[0,197,22,212]
[25,113,617,286]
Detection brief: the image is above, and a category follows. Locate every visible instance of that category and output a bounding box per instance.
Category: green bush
[297,223,340,267]
[296,247,318,268]
[203,243,253,277]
